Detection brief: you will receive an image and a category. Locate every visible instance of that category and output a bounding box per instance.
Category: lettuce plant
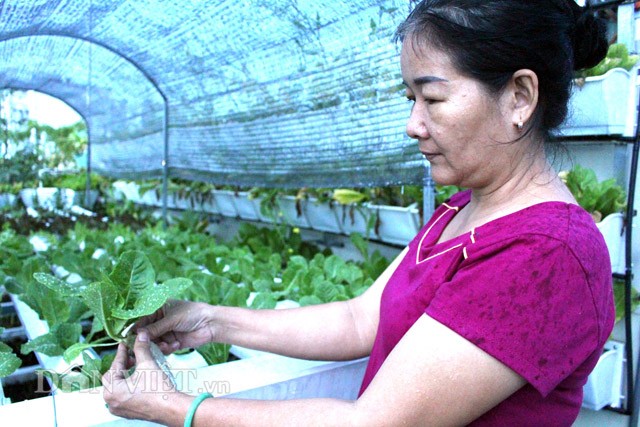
[0,327,21,378]
[560,165,626,222]
[33,250,192,363]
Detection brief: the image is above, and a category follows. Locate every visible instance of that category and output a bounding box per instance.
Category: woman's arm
[209,247,409,360]
[106,313,525,426]
[142,247,409,361]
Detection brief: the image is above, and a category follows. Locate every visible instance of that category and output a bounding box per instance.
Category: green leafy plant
[577,43,639,79]
[560,165,626,222]
[33,250,192,363]
[0,327,22,378]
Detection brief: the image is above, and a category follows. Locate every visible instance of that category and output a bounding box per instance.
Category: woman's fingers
[141,314,179,340]
[102,342,128,391]
[132,330,156,367]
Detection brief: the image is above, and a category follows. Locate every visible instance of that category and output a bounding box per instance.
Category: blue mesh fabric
[0,0,425,187]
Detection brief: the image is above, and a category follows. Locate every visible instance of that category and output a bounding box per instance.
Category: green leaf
[298,295,323,306]
[111,278,192,320]
[252,278,274,293]
[314,281,344,302]
[33,272,86,297]
[109,250,156,298]
[250,292,277,309]
[81,281,124,340]
[323,255,344,281]
[196,343,230,365]
[0,343,22,378]
[63,342,95,364]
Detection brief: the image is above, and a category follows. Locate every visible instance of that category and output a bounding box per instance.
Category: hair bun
[571,8,608,71]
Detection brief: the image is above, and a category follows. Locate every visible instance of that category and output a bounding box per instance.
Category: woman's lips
[421,152,441,162]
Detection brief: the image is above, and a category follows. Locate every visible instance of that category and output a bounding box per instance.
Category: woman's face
[401,39,517,189]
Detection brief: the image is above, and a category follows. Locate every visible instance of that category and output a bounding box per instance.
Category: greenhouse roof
[0,0,425,187]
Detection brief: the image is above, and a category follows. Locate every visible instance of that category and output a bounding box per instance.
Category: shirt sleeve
[425,234,602,396]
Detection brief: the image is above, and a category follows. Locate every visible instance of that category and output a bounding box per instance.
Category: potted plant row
[18,171,105,211]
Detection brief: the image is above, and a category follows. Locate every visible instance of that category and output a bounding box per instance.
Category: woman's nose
[405,104,427,140]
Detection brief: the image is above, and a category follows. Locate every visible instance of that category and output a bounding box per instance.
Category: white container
[234,192,260,221]
[170,192,193,210]
[304,198,343,234]
[337,204,378,239]
[251,196,275,223]
[0,194,16,209]
[560,68,638,137]
[582,340,624,410]
[18,188,37,208]
[19,188,76,210]
[596,212,625,275]
[72,190,100,208]
[369,204,420,246]
[277,195,311,228]
[111,181,140,202]
[0,355,368,426]
[195,192,219,215]
[213,190,239,217]
[139,189,162,207]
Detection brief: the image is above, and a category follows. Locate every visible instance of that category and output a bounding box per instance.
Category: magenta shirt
[359,190,615,426]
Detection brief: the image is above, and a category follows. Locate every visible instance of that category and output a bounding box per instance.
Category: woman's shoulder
[470,201,610,273]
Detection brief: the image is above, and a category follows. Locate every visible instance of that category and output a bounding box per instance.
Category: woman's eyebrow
[402,75,448,86]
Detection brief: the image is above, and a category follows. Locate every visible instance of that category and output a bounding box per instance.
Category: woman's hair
[395,0,608,142]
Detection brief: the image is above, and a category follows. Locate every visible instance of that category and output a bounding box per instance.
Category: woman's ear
[508,69,539,127]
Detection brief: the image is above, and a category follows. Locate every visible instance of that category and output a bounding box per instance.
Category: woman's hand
[102,331,180,422]
[134,299,216,354]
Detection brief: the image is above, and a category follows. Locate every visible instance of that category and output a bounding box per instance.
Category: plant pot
[337,204,378,239]
[251,196,275,223]
[234,192,260,221]
[305,198,343,234]
[170,192,194,210]
[213,190,239,218]
[596,213,625,275]
[111,181,140,202]
[194,192,219,215]
[0,194,16,209]
[72,190,100,209]
[277,196,310,228]
[139,189,162,207]
[559,68,637,137]
[19,188,75,210]
[368,203,420,246]
[582,340,624,410]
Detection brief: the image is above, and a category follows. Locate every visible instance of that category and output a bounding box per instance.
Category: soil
[2,374,52,403]
[0,313,21,329]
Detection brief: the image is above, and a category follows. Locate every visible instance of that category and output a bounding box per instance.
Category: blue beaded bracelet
[184,392,213,427]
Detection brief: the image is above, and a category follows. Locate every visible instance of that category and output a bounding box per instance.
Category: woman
[103,1,614,425]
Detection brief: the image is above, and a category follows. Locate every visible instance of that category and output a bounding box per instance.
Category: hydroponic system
[0,1,639,426]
